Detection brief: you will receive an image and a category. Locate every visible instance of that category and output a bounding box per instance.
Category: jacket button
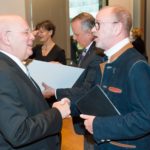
[101,139,105,142]
[102,85,107,88]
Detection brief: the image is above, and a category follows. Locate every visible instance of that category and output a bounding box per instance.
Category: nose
[91,26,96,33]
[73,34,76,40]
[30,32,35,40]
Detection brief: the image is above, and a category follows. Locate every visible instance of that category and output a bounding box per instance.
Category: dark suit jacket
[56,42,103,100]
[93,48,150,149]
[0,52,62,150]
[78,42,100,68]
[56,42,104,135]
[56,45,104,135]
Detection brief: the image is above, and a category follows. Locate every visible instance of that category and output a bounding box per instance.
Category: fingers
[32,30,39,37]
[61,98,70,105]
[42,83,55,98]
[52,99,71,119]
[65,115,71,119]
[42,82,49,89]
[80,114,91,119]
[80,114,95,134]
[49,61,61,64]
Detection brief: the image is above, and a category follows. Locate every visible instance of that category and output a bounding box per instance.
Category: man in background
[0,15,70,150]
[43,12,104,150]
[70,12,102,68]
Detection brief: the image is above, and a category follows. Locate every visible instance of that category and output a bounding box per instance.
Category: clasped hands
[42,82,95,134]
[53,97,71,119]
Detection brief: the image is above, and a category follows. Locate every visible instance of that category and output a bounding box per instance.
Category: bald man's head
[0,15,35,61]
[0,15,25,32]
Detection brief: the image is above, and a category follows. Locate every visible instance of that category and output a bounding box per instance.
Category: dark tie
[78,49,86,66]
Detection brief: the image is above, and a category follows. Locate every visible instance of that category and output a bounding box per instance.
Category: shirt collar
[0,50,28,75]
[85,41,93,53]
[104,38,130,60]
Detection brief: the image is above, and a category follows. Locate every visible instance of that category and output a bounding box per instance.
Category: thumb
[80,114,90,119]
[42,82,49,88]
[60,99,66,105]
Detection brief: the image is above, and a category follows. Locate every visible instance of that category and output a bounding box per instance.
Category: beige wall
[109,0,133,12]
[145,0,150,62]
[0,0,25,18]
[0,0,70,60]
[109,0,142,28]
[0,0,147,61]
[30,0,70,59]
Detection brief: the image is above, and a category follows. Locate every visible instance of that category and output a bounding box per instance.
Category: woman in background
[131,27,147,60]
[31,20,66,108]
[31,20,66,64]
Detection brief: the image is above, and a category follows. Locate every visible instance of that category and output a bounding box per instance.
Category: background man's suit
[55,42,104,150]
[0,52,62,150]
[78,42,100,68]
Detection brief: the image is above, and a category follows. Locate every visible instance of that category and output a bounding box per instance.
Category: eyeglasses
[7,30,31,36]
[94,21,119,31]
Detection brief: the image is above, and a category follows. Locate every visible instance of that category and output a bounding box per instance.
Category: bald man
[0,15,70,150]
[80,6,150,150]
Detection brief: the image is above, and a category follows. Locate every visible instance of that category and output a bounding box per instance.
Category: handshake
[52,98,71,119]
[42,83,71,119]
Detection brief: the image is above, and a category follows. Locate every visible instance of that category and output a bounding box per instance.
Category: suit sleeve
[56,61,99,101]
[0,72,62,147]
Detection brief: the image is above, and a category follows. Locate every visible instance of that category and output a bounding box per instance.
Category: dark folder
[76,85,121,116]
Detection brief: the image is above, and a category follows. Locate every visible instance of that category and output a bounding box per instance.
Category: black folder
[76,85,121,116]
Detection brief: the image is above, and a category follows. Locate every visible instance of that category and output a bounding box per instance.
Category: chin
[26,51,33,59]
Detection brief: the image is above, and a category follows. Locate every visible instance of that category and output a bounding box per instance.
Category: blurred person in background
[31,20,67,107]
[30,20,66,64]
[70,12,103,68]
[130,27,147,59]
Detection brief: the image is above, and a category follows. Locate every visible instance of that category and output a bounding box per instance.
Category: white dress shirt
[0,50,28,76]
[104,38,130,62]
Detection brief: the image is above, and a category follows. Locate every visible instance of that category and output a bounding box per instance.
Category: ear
[113,22,122,36]
[49,30,53,37]
[1,31,11,45]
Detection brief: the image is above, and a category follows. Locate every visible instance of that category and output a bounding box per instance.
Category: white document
[26,60,84,91]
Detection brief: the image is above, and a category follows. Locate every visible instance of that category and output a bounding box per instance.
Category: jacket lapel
[100,43,133,74]
[0,52,42,94]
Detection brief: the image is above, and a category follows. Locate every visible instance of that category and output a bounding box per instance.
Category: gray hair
[71,12,95,32]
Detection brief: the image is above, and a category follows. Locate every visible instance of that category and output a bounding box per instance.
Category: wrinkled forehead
[0,15,29,31]
[96,8,116,21]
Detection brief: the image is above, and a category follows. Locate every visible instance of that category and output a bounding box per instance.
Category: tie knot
[78,49,87,66]
[82,49,86,56]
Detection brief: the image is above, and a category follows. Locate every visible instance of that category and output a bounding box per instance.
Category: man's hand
[80,114,95,134]
[53,98,71,119]
[32,29,39,37]
[42,82,55,98]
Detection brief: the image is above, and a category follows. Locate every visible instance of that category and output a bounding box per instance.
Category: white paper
[26,60,84,91]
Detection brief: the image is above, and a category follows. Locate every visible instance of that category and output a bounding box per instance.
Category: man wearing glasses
[43,5,150,149]
[0,15,70,150]
[80,6,150,149]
